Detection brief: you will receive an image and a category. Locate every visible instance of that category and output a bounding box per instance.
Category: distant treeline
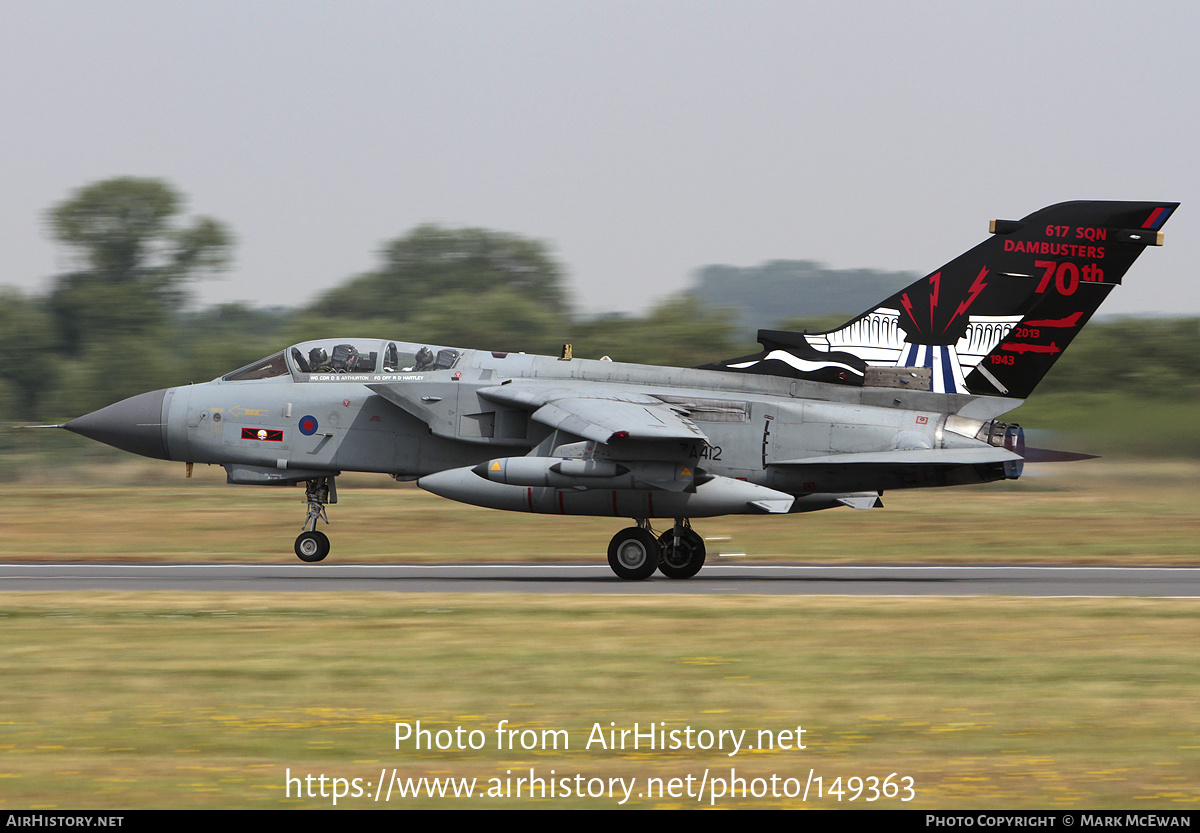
[689,260,914,337]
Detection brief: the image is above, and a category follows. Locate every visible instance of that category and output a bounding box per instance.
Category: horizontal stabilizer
[773,447,1021,467]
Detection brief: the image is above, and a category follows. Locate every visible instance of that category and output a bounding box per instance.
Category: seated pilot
[412,346,435,371]
[308,347,332,372]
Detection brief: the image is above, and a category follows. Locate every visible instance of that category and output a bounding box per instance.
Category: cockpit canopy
[221,339,461,382]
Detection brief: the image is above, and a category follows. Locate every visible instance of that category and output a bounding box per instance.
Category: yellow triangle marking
[490,461,502,471]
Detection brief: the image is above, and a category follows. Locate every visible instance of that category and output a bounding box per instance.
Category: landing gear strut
[607,519,706,581]
[657,520,706,579]
[295,476,336,563]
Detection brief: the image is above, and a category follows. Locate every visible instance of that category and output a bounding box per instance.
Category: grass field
[1,594,1197,809]
[2,461,1198,809]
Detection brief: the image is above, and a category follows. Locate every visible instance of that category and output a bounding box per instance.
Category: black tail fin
[705,201,1178,398]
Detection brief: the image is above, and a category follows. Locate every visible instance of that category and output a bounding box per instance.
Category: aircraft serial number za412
[60,201,1177,579]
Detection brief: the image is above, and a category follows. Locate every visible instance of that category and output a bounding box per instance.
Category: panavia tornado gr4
[62,201,1177,579]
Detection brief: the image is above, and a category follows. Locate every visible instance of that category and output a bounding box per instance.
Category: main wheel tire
[657,528,706,579]
[607,527,661,580]
[295,530,330,563]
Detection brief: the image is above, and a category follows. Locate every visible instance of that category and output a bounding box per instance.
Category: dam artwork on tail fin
[705,201,1178,399]
[58,200,1176,580]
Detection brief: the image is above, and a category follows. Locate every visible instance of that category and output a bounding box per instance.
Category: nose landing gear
[294,476,336,563]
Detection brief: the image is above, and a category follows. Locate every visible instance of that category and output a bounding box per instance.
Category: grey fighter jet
[62,201,1177,579]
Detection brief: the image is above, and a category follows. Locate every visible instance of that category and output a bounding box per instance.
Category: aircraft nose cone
[64,388,171,460]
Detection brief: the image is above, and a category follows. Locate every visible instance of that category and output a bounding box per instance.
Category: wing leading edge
[477,384,709,445]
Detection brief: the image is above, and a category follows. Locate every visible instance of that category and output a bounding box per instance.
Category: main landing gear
[294,476,336,563]
[607,519,706,581]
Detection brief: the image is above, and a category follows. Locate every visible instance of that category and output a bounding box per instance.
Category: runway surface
[2,562,1199,596]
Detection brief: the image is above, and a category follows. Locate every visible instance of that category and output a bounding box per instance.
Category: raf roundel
[298,415,319,436]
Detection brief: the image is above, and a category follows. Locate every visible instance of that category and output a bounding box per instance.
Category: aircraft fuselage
[63,200,1177,577]
[116,344,1017,518]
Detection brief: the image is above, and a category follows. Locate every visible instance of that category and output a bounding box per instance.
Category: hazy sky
[4,1,1197,319]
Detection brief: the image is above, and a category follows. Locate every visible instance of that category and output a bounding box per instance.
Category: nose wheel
[295,530,330,562]
[294,476,336,563]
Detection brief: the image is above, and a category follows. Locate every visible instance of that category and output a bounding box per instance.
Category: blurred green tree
[572,296,741,367]
[0,289,58,418]
[404,287,570,355]
[46,177,233,354]
[313,224,569,324]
